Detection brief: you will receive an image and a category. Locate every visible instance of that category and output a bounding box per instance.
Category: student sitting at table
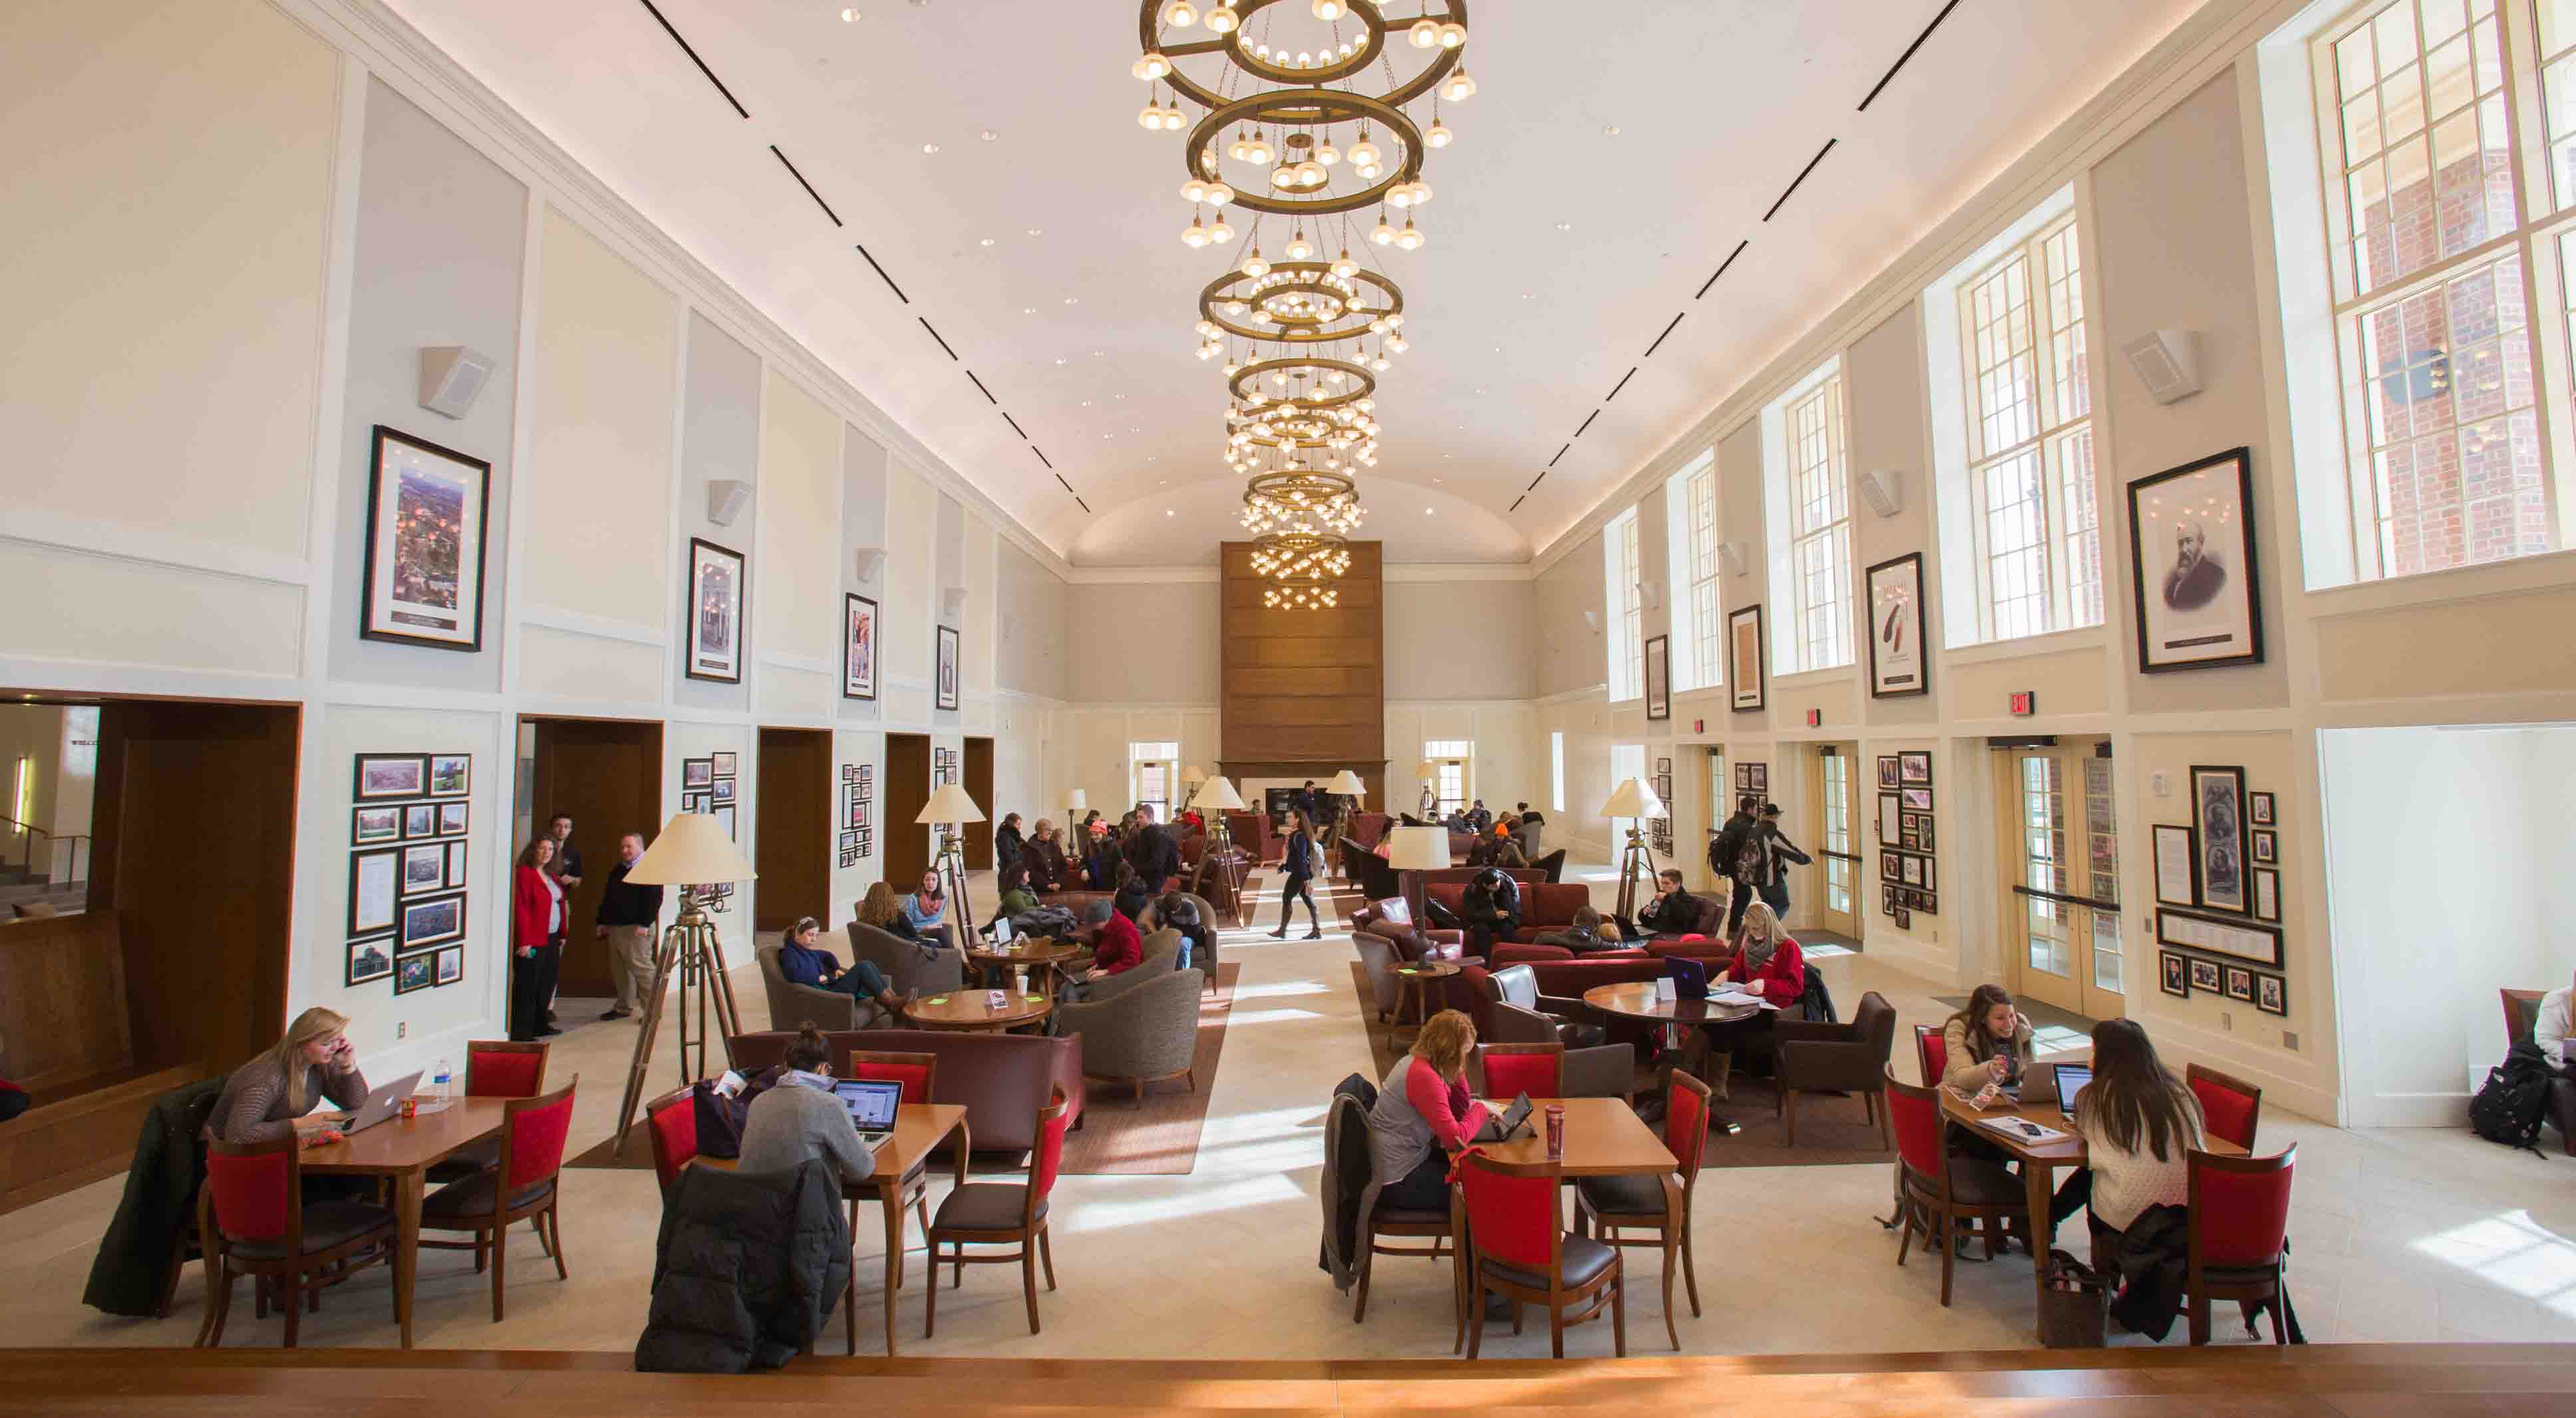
[1055,900,1143,1006]
[1941,984,2036,1092]
[210,1007,371,1145]
[1712,901,1803,1007]
[994,863,1041,923]
[1365,1010,1491,1213]
[736,1024,876,1186]
[2059,1018,2203,1233]
[777,915,913,1016]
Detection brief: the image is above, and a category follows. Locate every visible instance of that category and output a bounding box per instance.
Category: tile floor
[5,865,2575,1357]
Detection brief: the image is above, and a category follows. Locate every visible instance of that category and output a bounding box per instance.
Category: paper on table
[1712,988,1780,1010]
[1975,1115,2069,1144]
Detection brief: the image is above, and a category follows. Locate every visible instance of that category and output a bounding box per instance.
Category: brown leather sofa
[1223,810,1282,865]
[726,1028,1086,1154]
[1421,877,1589,944]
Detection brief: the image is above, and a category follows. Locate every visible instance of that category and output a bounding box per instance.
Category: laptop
[1475,1092,1537,1143]
[1667,956,1711,1001]
[830,1077,905,1149]
[2048,1064,2094,1120]
[325,1070,422,1135]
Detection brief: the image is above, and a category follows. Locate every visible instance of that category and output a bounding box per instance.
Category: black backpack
[2469,1041,2557,1154]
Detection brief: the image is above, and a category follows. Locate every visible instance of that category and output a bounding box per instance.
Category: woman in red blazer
[1715,900,1805,1008]
[510,837,566,1042]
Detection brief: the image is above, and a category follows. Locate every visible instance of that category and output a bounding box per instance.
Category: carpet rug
[1058,960,1243,1175]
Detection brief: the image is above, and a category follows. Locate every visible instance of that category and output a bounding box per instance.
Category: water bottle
[429,1056,453,1111]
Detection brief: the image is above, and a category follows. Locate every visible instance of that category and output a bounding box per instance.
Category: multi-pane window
[1958,213,2104,640]
[2317,0,2558,577]
[1603,510,1644,699]
[1130,740,1179,818]
[1686,460,1721,688]
[1821,751,1853,916]
[1549,731,1565,813]
[1426,740,1471,815]
[1786,375,1854,670]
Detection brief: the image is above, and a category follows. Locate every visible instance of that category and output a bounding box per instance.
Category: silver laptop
[327,1070,422,1135]
[830,1077,904,1150]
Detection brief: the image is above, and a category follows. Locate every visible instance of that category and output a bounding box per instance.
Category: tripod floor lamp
[1325,768,1366,881]
[611,810,755,1155]
[917,782,987,942]
[1193,774,1250,928]
[1599,776,1668,926]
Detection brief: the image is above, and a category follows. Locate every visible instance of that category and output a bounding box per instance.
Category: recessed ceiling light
[1114,392,1126,399]
[1166,509,1175,516]
[1432,478,1442,484]
[923,142,940,154]
[1521,293,1534,299]
[1027,227,1043,237]
[840,7,861,19]
[1474,388,1485,394]
[979,237,994,247]
[1129,427,1140,432]
[1603,125,1620,136]
[1054,358,1066,364]
[1080,400,1091,406]
[1101,433,1113,439]
[981,129,999,142]
[1424,507,1433,514]
[1023,307,1035,314]
[1555,221,1572,231]
[1064,297,1078,305]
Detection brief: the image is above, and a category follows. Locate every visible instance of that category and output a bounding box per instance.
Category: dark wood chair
[1351,1180,1464,1330]
[925,1088,1070,1338]
[643,1086,697,1196]
[2185,1062,2263,1151]
[195,1134,395,1347]
[417,1077,577,1321]
[1885,1069,2028,1306]
[2185,1144,2298,1345]
[428,1040,551,1183]
[1575,1069,1710,1349]
[1458,1150,1625,1359]
[1773,990,1897,1149]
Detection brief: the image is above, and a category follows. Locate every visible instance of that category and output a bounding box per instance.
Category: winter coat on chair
[635,1157,853,1373]
[82,1073,225,1316]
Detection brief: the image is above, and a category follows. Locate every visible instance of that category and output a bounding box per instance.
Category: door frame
[1990,737,2126,1020]
[1808,742,1863,940]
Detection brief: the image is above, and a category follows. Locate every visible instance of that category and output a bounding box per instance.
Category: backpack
[1731,832,1767,885]
[1706,824,1742,878]
[2469,1040,2557,1154]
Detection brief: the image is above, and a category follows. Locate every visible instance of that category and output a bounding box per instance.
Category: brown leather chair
[1772,990,1897,1149]
[729,1028,1086,1151]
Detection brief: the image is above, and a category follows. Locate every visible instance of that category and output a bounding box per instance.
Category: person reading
[776,915,912,1014]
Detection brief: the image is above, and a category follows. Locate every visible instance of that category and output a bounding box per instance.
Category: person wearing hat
[1753,801,1812,920]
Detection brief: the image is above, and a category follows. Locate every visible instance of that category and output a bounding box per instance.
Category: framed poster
[2250,828,2277,865]
[844,593,879,701]
[428,754,470,797]
[434,946,464,986]
[1746,762,1767,791]
[1897,751,1933,785]
[1881,883,1898,914]
[359,426,491,652]
[712,777,735,804]
[713,751,736,778]
[1900,855,1923,887]
[1864,551,1929,698]
[1643,635,1671,720]
[1895,907,1911,930]
[1877,756,1899,789]
[349,848,399,936]
[393,950,436,996]
[1878,792,1902,846]
[2191,765,2249,915]
[1915,817,1937,853]
[1900,787,1933,812]
[2224,964,2255,1002]
[2253,865,2281,923]
[936,625,961,710]
[402,805,436,839]
[353,805,401,845]
[399,843,446,896]
[2255,972,2287,1016]
[2160,950,2189,998]
[2152,824,2198,907]
[685,537,747,684]
[346,935,393,987]
[400,892,466,950]
[714,803,737,840]
[2126,447,2263,673]
[2188,958,2223,994]
[1880,849,1902,881]
[683,758,713,789]
[355,754,426,800]
[437,801,468,837]
[1728,605,1764,711]
[2157,908,2283,967]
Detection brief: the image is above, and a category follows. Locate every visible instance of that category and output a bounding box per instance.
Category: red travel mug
[1543,1103,1565,1161]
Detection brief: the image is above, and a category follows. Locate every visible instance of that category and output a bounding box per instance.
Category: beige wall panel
[3,0,337,558]
[1948,645,2112,719]
[758,662,833,721]
[881,461,934,692]
[1388,581,1537,700]
[757,370,842,670]
[525,210,675,619]
[516,624,660,704]
[2315,585,2576,704]
[1770,676,1859,734]
[1,544,300,677]
[1535,533,1608,698]
[1074,583,1221,703]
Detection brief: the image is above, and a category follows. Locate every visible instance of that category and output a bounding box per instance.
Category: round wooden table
[905,989,1054,1033]
[1394,960,1460,1032]
[964,937,1086,996]
[1583,980,1764,1099]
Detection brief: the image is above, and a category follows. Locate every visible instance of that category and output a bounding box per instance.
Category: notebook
[830,1077,904,1149]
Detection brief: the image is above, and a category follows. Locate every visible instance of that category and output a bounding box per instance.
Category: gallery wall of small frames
[2152,771,2286,1016]
[1876,752,1938,928]
[347,752,472,994]
[840,762,874,869]
[1650,758,1675,857]
[679,752,739,913]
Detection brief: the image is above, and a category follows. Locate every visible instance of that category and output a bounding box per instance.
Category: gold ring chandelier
[1241,466,1367,536]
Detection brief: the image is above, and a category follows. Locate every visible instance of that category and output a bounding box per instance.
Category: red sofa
[1422,879,1592,944]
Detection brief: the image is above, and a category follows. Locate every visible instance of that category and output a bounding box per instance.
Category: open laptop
[325,1070,422,1135]
[1667,956,1711,1001]
[2046,1063,2094,1119]
[830,1077,905,1150]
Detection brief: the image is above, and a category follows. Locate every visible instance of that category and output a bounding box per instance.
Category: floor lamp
[1326,768,1366,881]
[611,811,754,1155]
[1194,774,1249,928]
[1385,824,1450,932]
[917,781,987,943]
[1600,776,1667,925]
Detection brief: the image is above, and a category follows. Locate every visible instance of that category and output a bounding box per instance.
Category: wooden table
[905,990,1052,1033]
[1937,1090,2246,1324]
[1467,1096,1683,1349]
[845,1101,968,1357]
[1582,981,1762,1097]
[1392,960,1460,1030]
[964,938,1085,997]
[298,1097,509,1349]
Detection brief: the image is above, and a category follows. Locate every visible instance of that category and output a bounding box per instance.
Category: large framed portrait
[844,593,878,701]
[2126,447,2263,673]
[354,753,426,801]
[1728,605,1764,711]
[936,625,961,710]
[2191,764,2249,915]
[1864,551,1928,698]
[359,426,491,652]
[685,537,747,684]
[1643,635,1670,720]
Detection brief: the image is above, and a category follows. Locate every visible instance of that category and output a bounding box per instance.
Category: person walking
[1710,797,1762,936]
[593,830,663,1021]
[1269,807,1323,940]
[1754,802,1812,919]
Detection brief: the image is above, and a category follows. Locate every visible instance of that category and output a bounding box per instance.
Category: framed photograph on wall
[2225,965,2255,1002]
[393,950,436,996]
[2250,828,2277,865]
[1644,634,1671,720]
[2153,825,2198,907]
[427,754,470,797]
[1897,751,1933,785]
[402,805,436,839]
[2126,446,2264,673]
[2255,972,2287,1016]
[1864,551,1929,698]
[400,892,466,950]
[844,593,878,701]
[1728,605,1764,711]
[935,625,961,710]
[2160,950,2189,998]
[2253,865,2281,923]
[434,946,464,987]
[713,751,736,778]
[685,537,747,684]
[714,803,737,840]
[353,805,401,845]
[2188,958,2223,994]
[1901,787,1933,812]
[346,935,393,987]
[444,840,468,889]
[399,843,446,896]
[1747,763,1767,791]
[712,777,735,804]
[1881,849,1902,881]
[2191,765,2249,914]
[349,849,399,936]
[1877,756,1899,789]
[684,758,713,789]
[355,754,426,800]
[1881,883,1898,915]
[359,426,491,653]
[437,801,467,837]
[1878,792,1901,847]
[2248,791,2275,826]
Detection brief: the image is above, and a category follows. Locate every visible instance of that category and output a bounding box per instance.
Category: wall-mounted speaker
[853,547,885,581]
[1635,581,1662,611]
[1716,542,1748,578]
[2121,329,2202,404]
[1856,468,1905,518]
[416,346,496,420]
[1581,609,1601,634]
[706,479,752,526]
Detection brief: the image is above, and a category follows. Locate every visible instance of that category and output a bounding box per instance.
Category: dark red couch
[1423,879,1591,944]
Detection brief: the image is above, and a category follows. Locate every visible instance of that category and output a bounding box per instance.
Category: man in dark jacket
[1461,868,1521,957]
[1710,798,1760,934]
[1754,803,1813,919]
[1633,869,1702,937]
[1128,818,1180,891]
[637,1157,852,1372]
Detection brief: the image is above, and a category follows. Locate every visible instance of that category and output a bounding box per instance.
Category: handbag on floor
[2038,1250,2109,1347]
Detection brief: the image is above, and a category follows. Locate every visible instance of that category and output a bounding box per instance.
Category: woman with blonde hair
[854,880,917,940]
[210,1007,369,1143]
[1365,1009,1492,1212]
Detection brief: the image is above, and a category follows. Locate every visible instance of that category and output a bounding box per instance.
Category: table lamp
[1597,776,1666,922]
[1386,823,1451,924]
[612,811,759,1151]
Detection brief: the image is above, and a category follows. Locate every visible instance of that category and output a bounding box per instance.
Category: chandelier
[1241,466,1367,535]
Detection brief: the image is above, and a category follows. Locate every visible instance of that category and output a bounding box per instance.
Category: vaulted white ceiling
[389,0,2201,567]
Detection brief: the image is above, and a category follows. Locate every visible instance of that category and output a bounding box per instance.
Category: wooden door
[963,738,994,869]
[754,728,829,932]
[527,718,662,997]
[1991,739,2126,1019]
[884,734,931,887]
[1808,743,1862,940]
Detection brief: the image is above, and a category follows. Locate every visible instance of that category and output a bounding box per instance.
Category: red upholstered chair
[1885,1069,2027,1307]
[1476,1042,1564,1100]
[844,1048,940,1289]
[1458,1151,1625,1359]
[643,1087,699,1197]
[2186,1062,2263,1151]
[430,1040,551,1183]
[1575,1069,1710,1349]
[1915,1024,1947,1087]
[2185,1145,2297,1345]
[926,1087,1070,1337]
[194,1133,395,1347]
[418,1077,578,1321]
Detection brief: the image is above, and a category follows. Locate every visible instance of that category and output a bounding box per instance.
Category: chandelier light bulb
[1206,1,1238,32]
[1386,334,1409,353]
[1285,229,1315,259]
[1315,141,1340,166]
[1442,67,1477,101]
[1183,217,1209,247]
[1426,120,1453,149]
[1311,0,1344,19]
[1133,51,1171,81]
[1409,17,1441,47]
[1139,102,1164,130]
[1368,317,1389,334]
[1296,158,1328,188]
[1207,182,1233,205]
[1269,162,1301,192]
[1347,136,1381,170]
[1372,353,1391,370]
[1164,0,1198,25]
[1208,217,1235,243]
[1331,249,1357,277]
[1247,133,1275,165]
[1396,217,1424,250]
[1370,217,1396,245]
[1438,21,1467,47]
[1228,130,1252,162]
[1182,178,1209,203]
[1242,247,1269,277]
[1164,106,1188,132]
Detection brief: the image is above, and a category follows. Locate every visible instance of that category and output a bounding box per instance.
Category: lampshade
[916,781,987,825]
[1195,776,1247,811]
[1414,758,1436,777]
[1065,787,1088,811]
[1599,776,1666,820]
[1326,770,1365,797]
[624,811,758,887]
[1386,824,1451,870]
[1180,764,1208,785]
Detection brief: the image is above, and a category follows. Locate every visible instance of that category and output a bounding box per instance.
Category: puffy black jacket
[84,1074,225,1316]
[635,1158,852,1373]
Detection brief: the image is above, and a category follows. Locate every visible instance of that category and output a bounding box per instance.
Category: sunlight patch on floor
[2412,1209,2576,1312]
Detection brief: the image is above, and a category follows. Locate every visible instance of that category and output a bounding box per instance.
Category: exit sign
[1693,718,1704,734]
[1805,708,1822,728]
[2009,690,2037,716]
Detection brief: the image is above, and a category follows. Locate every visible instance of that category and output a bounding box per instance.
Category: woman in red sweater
[1702,900,1804,1069]
[510,837,566,1042]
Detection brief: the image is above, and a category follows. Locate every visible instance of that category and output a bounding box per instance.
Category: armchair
[1353,935,1404,1024]
[756,944,891,1032]
[1491,964,1604,1048]
[846,921,965,998]
[1478,1010,1635,1101]
[1082,928,1180,1005]
[1057,967,1204,1102]
[1772,990,1897,1149]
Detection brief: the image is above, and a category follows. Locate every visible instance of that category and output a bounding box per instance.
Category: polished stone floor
[5,864,2573,1357]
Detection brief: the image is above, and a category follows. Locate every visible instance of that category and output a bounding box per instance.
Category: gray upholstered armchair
[1352,935,1402,1024]
[846,921,963,998]
[1056,966,1204,1102]
[1084,927,1180,1005]
[756,943,891,1032]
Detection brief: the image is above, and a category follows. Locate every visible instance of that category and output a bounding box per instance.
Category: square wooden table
[844,1102,969,1356]
[1458,1096,1682,1351]
[299,1097,510,1349]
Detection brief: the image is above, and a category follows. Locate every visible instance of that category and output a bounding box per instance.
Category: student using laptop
[2054,1019,2201,1234]
[210,1007,373,1145]
[736,1024,877,1186]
